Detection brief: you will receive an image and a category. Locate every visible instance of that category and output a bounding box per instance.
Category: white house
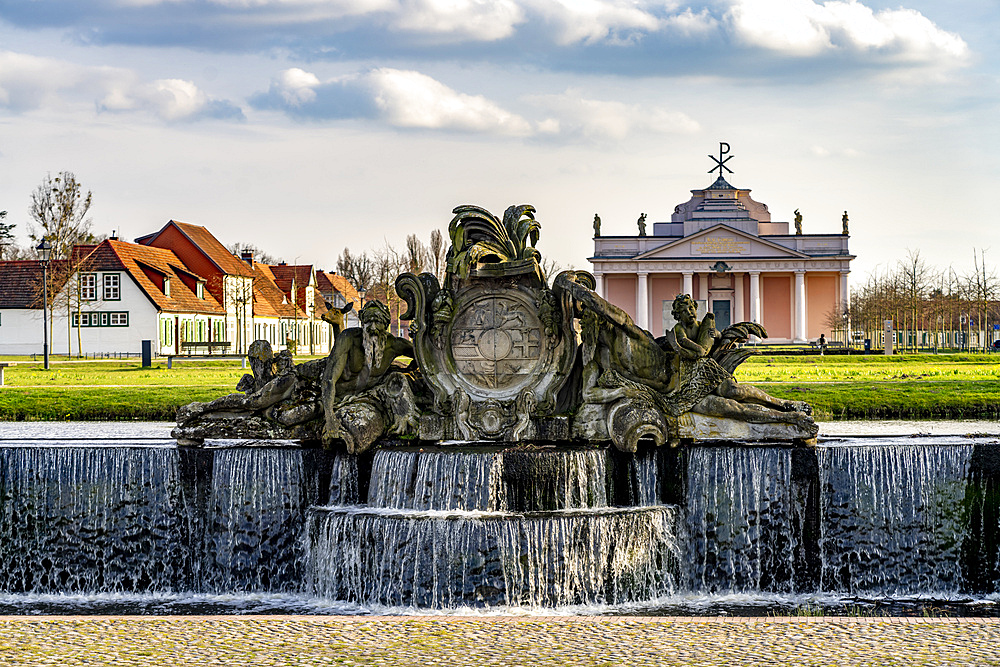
[0,239,227,356]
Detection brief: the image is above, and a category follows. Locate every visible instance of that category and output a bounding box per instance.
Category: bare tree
[336,248,375,292]
[0,210,15,260]
[429,229,448,283]
[967,249,998,352]
[897,249,935,352]
[28,172,96,259]
[404,234,432,275]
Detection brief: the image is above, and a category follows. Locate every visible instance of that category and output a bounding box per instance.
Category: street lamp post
[36,239,52,370]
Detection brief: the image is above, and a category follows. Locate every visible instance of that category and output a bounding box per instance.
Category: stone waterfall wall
[1,439,1000,605]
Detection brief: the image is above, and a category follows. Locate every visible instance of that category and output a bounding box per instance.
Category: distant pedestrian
[818,333,827,356]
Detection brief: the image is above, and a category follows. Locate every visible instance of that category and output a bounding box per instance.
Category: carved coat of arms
[397,205,579,440]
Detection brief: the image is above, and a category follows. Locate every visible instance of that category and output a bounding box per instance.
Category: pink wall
[650,274,682,334]
[807,274,837,340]
[606,275,637,321]
[762,274,791,340]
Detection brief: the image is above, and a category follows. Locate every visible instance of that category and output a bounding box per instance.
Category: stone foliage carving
[175,202,817,450]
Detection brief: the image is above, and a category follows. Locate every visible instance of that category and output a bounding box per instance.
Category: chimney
[241,250,254,266]
[110,230,119,241]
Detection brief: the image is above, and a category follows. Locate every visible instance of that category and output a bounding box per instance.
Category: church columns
[734,272,745,323]
[840,270,850,312]
[749,271,761,324]
[593,271,605,299]
[636,271,649,330]
[682,272,693,297]
[699,273,709,302]
[794,269,807,342]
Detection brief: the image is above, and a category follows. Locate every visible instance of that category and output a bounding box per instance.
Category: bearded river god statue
[173,203,817,450]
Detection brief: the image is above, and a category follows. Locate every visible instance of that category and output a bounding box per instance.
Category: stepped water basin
[0,420,998,616]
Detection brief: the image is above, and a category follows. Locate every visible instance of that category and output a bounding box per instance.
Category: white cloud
[363,68,533,134]
[272,68,321,106]
[100,77,243,121]
[726,0,968,64]
[390,0,526,42]
[256,66,534,135]
[521,0,664,45]
[663,7,719,37]
[0,50,241,121]
[256,68,703,140]
[529,90,700,139]
[0,51,127,112]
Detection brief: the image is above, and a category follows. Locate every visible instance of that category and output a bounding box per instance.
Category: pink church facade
[590,174,854,344]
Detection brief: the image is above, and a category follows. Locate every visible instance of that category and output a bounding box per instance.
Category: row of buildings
[2,148,858,358]
[0,220,360,357]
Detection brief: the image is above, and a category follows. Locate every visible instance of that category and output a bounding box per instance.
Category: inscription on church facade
[692,236,749,255]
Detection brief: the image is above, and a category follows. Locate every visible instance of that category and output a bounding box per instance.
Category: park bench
[179,341,232,354]
[166,354,246,369]
[0,362,13,387]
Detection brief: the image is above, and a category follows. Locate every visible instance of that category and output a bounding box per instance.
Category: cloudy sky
[1,0,997,283]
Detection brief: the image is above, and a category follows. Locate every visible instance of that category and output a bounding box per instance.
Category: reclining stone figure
[555,273,816,450]
[175,339,324,437]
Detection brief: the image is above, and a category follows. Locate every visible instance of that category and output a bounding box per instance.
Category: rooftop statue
[173,202,817,449]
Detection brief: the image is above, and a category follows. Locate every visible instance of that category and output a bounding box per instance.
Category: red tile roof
[89,240,226,315]
[268,264,314,292]
[251,263,304,319]
[138,220,255,278]
[0,261,49,308]
[319,271,361,307]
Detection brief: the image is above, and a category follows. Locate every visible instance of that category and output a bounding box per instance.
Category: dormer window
[196,282,204,299]
[163,277,171,297]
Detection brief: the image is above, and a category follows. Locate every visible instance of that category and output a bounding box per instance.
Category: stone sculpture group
[175,204,817,451]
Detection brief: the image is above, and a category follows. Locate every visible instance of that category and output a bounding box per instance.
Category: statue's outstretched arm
[554,273,653,341]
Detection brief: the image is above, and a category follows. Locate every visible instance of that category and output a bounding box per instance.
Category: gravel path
[1,616,997,666]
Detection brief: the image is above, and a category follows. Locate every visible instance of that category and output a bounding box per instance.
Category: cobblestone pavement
[1,616,998,666]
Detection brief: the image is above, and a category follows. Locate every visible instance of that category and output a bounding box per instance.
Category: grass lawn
[0,353,998,421]
[735,353,1000,419]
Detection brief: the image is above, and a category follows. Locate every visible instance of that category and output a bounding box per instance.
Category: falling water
[202,447,319,592]
[305,505,679,608]
[368,450,498,510]
[0,446,186,593]
[684,447,800,593]
[632,449,659,506]
[327,454,359,505]
[818,444,973,595]
[367,449,610,512]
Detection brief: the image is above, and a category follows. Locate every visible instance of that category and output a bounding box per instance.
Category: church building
[589,146,854,343]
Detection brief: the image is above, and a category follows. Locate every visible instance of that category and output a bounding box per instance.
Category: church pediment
[634,224,809,260]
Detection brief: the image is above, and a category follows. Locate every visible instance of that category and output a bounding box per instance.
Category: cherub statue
[663,294,814,429]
